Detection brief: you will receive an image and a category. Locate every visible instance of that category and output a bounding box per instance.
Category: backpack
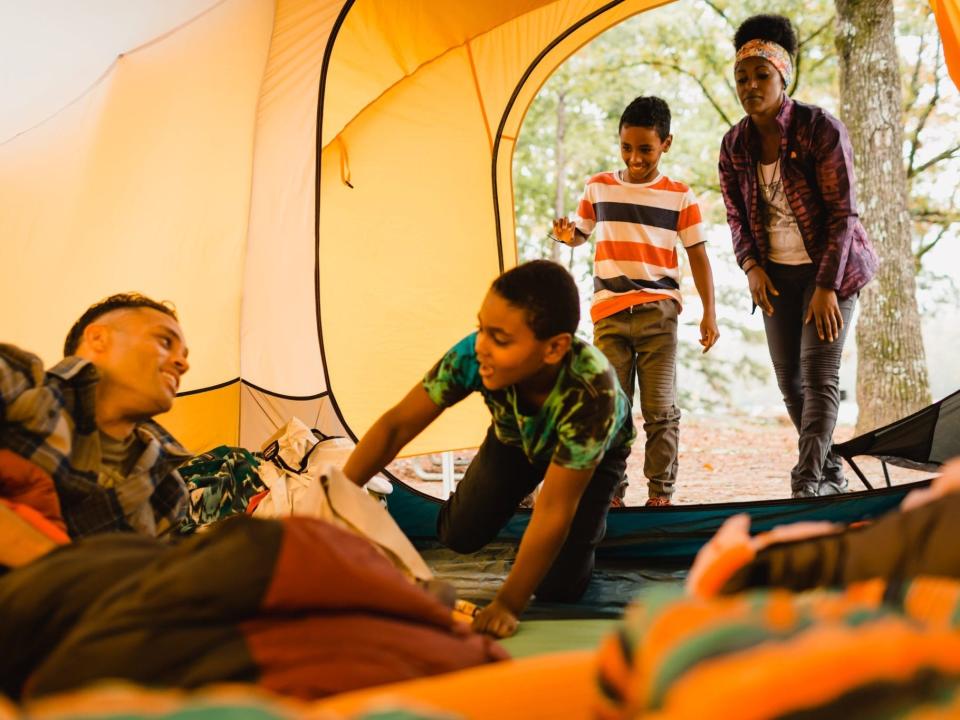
[252,418,431,580]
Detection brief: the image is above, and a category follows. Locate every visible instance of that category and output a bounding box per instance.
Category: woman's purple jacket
[718,96,878,298]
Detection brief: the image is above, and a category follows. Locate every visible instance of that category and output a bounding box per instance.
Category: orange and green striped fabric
[596,578,960,719]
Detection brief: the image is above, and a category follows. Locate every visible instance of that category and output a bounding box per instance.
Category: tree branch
[804,54,833,76]
[701,0,735,31]
[914,226,947,271]
[905,25,927,108]
[792,15,834,94]
[637,59,736,126]
[700,44,739,108]
[791,48,803,96]
[904,30,927,174]
[581,59,735,127]
[907,34,942,176]
[909,143,960,178]
[799,15,835,49]
[911,208,960,224]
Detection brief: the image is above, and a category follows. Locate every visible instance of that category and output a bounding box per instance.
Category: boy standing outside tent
[344,260,635,638]
[552,95,719,507]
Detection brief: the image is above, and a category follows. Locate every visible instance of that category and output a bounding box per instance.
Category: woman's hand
[472,598,519,638]
[804,287,843,342]
[747,266,778,316]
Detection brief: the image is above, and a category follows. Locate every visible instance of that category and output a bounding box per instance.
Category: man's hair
[64,293,178,356]
[491,260,579,339]
[734,14,798,55]
[619,96,671,140]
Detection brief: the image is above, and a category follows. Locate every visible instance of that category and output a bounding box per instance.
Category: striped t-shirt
[574,172,705,322]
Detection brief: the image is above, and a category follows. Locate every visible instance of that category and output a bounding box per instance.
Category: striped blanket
[596,579,960,719]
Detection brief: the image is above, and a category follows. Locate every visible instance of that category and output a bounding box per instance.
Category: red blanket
[1,515,506,700]
[0,449,69,544]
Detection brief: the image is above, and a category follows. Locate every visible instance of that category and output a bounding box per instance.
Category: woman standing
[719,14,878,498]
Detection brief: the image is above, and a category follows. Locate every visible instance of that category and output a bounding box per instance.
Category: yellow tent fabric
[1,0,957,457]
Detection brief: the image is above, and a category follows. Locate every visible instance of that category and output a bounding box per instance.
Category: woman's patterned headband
[735,39,794,89]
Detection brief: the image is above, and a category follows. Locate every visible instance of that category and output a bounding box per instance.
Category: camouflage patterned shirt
[423,333,635,470]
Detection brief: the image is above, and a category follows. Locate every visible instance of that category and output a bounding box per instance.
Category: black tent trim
[833,389,960,489]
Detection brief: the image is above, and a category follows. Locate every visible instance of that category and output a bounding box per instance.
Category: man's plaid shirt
[0,343,190,538]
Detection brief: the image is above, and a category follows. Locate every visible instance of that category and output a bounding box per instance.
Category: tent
[1,0,665,457]
[394,476,924,560]
[834,388,960,488]
[2,0,959,460]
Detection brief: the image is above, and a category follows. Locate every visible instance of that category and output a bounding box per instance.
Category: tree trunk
[834,0,931,434]
[553,91,567,266]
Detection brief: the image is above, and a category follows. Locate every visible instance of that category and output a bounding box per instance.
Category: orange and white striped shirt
[574,172,705,323]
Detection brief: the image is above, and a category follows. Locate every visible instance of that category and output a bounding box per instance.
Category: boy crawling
[344,260,635,638]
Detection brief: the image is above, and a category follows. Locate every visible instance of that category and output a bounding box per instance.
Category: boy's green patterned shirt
[423,333,635,470]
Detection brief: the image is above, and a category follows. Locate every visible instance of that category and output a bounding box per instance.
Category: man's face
[85,308,190,419]
[474,290,552,391]
[619,125,671,184]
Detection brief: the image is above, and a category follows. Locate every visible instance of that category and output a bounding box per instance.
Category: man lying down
[0,294,507,703]
[1,293,192,543]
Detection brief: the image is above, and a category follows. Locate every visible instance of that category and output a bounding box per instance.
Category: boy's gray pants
[593,299,680,500]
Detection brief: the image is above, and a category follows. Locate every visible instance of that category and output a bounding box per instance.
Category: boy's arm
[472,462,593,638]
[685,243,719,353]
[342,383,444,486]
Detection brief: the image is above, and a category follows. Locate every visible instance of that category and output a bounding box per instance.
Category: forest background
[511,0,959,430]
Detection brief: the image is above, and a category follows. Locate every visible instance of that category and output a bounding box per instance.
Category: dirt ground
[388,413,929,506]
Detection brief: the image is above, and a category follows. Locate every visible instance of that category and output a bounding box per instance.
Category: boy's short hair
[734,14,798,55]
[491,260,579,339]
[64,293,178,356]
[619,96,671,140]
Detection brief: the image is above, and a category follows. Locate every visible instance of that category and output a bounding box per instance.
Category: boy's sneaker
[645,496,672,507]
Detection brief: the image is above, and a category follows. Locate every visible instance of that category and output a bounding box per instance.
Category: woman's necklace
[760,156,782,204]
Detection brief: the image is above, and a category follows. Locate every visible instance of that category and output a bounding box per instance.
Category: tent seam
[176,376,329,401]
[319,4,562,153]
[122,0,231,56]
[465,41,494,152]
[235,0,282,444]
[0,0,230,147]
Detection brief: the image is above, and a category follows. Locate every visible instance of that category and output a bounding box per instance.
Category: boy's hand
[551,217,576,245]
[472,598,519,638]
[699,314,719,353]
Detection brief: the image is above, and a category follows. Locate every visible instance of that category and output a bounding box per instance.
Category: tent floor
[500,618,616,658]
[423,543,686,655]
